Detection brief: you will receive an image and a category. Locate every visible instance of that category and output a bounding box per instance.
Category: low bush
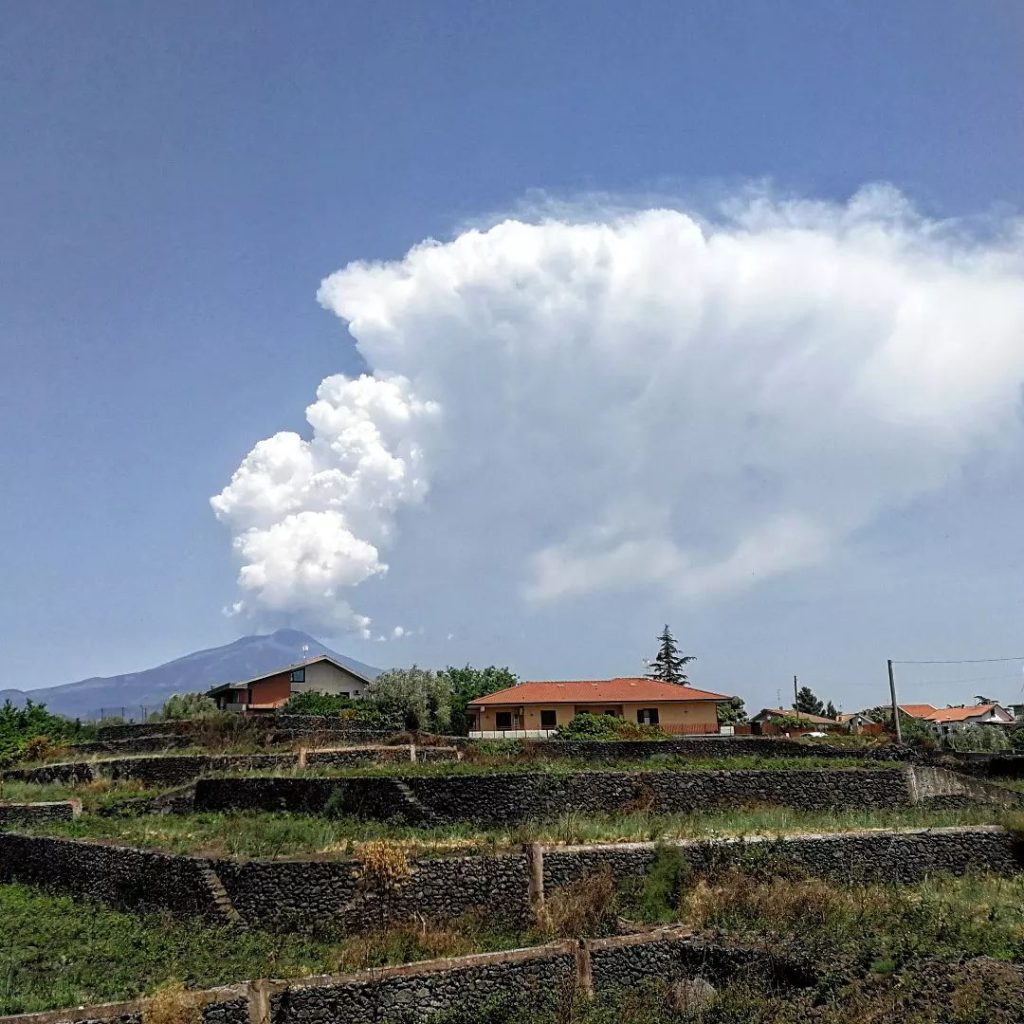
[544,869,617,938]
[554,712,668,741]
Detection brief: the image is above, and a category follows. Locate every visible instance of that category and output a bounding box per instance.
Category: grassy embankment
[16,804,1008,859]
[4,867,1024,1019]
[0,882,525,1015]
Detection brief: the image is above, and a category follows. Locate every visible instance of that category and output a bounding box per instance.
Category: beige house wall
[474,700,720,731]
[290,660,368,700]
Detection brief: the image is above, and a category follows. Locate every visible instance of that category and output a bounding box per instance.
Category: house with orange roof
[898,701,1015,737]
[466,678,734,738]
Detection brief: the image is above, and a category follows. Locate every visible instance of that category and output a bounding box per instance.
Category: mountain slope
[2,630,381,719]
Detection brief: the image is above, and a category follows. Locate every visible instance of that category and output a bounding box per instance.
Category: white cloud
[216,187,1024,631]
[211,373,438,633]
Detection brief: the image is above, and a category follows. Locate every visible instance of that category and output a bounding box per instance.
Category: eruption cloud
[214,186,1024,633]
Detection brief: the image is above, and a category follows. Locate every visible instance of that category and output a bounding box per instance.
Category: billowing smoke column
[214,186,1024,634]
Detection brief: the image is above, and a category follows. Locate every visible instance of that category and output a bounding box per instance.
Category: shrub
[554,712,667,741]
[544,869,617,938]
[143,982,202,1024]
[356,841,413,932]
[155,693,219,721]
[949,724,1011,753]
[22,735,57,763]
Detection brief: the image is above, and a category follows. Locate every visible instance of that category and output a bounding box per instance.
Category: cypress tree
[646,625,696,685]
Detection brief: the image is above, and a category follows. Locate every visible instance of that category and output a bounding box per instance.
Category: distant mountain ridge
[1,630,381,720]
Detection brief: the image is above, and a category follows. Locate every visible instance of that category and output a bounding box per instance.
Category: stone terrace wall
[4,746,455,788]
[3,826,1017,935]
[0,932,804,1024]
[0,833,223,921]
[528,736,897,761]
[4,754,293,788]
[216,849,530,934]
[195,767,917,824]
[0,801,79,828]
[542,825,1023,892]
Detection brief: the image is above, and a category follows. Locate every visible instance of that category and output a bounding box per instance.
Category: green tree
[794,686,825,716]
[825,700,838,720]
[717,696,747,724]
[0,699,88,766]
[444,665,518,736]
[366,666,452,733]
[645,625,695,685]
[157,692,219,721]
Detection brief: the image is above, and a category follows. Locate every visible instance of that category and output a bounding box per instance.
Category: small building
[466,678,735,739]
[749,708,840,735]
[898,702,1015,737]
[207,655,375,713]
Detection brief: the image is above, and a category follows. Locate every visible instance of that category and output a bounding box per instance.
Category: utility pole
[793,675,798,709]
[888,659,903,744]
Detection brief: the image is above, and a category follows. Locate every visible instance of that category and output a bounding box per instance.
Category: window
[339,692,350,700]
[290,668,305,683]
[496,711,513,730]
[637,708,660,726]
[604,709,617,717]
[540,709,557,729]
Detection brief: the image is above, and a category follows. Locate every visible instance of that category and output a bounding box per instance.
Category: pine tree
[795,686,825,716]
[825,700,838,720]
[646,625,696,685]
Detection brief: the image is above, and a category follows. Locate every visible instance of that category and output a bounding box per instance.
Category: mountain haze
[1,630,381,719]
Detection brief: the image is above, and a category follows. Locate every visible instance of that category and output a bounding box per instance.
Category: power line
[910,673,1024,687]
[891,656,1024,666]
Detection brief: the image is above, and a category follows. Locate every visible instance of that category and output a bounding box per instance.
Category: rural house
[466,678,735,738]
[898,702,1015,737]
[749,708,841,735]
[206,655,374,712]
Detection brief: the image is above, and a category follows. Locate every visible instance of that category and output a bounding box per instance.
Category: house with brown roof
[898,702,1014,737]
[206,654,375,713]
[466,678,734,738]
[749,707,841,735]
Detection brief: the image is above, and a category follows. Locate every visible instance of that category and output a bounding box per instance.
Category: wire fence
[84,704,165,724]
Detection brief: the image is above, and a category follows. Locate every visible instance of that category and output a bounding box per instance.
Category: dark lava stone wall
[0,833,220,920]
[0,801,77,827]
[531,737,871,761]
[543,826,1022,893]
[588,934,808,992]
[4,754,293,787]
[270,948,575,1024]
[195,768,913,824]
[214,850,531,934]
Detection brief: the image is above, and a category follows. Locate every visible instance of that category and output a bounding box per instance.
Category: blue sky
[2,1,1023,712]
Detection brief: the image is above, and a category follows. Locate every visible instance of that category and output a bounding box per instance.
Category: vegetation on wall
[0,699,89,767]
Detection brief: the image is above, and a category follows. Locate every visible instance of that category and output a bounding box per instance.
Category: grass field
[17,804,1007,859]
[4,866,1024,1018]
[0,777,173,809]
[0,883,525,1015]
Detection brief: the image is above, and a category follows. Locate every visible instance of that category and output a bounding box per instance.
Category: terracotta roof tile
[923,704,1009,723]
[898,704,938,718]
[468,678,732,707]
